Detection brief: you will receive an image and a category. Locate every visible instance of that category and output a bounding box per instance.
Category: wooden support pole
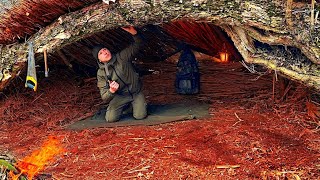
[280,80,292,102]
[272,72,275,101]
[286,0,293,28]
[311,0,315,29]
[57,50,73,69]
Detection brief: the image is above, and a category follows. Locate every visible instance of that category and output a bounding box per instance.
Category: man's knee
[133,109,147,120]
[132,93,147,120]
[105,110,121,122]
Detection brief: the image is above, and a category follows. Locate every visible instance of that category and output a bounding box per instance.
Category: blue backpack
[175,48,200,94]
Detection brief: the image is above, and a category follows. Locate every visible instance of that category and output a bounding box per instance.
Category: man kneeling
[92,26,147,122]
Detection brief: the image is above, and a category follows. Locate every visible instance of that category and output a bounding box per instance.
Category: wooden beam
[57,50,72,69]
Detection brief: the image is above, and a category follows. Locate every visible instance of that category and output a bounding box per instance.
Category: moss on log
[0,0,319,90]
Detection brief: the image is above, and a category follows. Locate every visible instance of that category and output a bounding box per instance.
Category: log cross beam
[0,0,319,91]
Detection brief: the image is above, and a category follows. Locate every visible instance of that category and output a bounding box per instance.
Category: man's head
[92,45,112,63]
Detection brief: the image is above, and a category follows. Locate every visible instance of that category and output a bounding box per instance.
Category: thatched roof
[0,0,100,44]
[0,0,320,91]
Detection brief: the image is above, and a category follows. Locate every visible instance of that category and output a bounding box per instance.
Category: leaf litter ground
[0,61,319,179]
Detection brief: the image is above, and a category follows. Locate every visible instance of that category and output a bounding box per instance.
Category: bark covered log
[0,0,319,90]
[222,25,320,89]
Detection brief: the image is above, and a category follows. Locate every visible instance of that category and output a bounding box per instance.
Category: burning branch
[9,136,65,180]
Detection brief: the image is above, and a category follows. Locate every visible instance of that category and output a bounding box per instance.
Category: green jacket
[97,34,143,103]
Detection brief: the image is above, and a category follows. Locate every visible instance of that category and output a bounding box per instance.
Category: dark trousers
[105,92,147,122]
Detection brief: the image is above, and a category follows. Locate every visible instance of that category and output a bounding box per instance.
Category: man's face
[98,48,112,62]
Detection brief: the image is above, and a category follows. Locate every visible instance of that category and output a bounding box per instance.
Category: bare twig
[216,165,240,169]
[232,113,244,126]
[31,93,44,103]
[127,166,151,174]
[315,11,319,24]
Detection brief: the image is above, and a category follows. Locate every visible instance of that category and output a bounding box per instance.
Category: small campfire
[1,136,64,180]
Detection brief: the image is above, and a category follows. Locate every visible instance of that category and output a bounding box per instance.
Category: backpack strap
[104,63,111,81]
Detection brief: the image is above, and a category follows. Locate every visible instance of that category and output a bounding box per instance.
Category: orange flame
[212,52,230,63]
[219,52,229,62]
[10,136,64,180]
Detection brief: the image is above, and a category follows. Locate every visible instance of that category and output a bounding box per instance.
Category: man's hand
[102,0,116,4]
[109,81,119,93]
[121,26,137,35]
